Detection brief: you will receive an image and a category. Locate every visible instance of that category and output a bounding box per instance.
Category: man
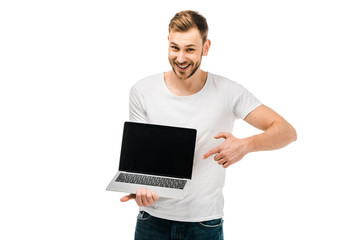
[120,10,297,240]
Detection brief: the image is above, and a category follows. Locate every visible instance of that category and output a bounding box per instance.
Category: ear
[168,35,169,41]
[202,39,211,56]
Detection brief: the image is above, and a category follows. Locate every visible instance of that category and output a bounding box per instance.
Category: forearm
[246,120,297,153]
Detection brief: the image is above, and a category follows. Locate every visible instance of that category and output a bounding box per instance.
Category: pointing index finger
[203,146,220,159]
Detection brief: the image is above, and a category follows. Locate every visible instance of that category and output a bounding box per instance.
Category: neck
[164,69,207,96]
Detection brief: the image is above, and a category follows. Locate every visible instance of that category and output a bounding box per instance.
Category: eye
[187,48,195,52]
[171,46,179,51]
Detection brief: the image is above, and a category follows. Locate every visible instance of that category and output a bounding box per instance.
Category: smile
[176,64,191,71]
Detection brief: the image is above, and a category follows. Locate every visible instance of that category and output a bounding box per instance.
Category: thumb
[214,132,232,139]
[120,193,136,202]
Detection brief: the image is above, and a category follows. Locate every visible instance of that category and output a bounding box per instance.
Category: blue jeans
[135,211,224,240]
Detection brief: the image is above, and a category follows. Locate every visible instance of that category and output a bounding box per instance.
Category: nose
[176,51,187,64]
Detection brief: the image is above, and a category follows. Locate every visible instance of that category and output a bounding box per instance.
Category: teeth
[178,64,189,69]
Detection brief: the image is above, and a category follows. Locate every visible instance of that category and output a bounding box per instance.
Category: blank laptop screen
[119,122,197,179]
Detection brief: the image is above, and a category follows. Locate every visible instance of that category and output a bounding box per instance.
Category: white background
[1,0,359,239]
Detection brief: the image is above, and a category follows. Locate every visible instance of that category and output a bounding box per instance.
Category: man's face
[168,28,209,80]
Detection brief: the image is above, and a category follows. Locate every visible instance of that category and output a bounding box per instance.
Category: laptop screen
[119,122,197,179]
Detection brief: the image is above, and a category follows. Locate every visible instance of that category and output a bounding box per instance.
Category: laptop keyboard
[115,172,187,190]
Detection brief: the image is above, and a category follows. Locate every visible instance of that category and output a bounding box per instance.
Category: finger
[214,132,232,139]
[141,188,150,206]
[222,161,231,168]
[120,194,136,202]
[135,188,143,206]
[152,191,160,203]
[214,152,224,161]
[146,190,154,206]
[217,157,227,165]
[203,146,221,159]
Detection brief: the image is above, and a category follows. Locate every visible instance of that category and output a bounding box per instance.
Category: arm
[203,105,297,168]
[245,104,297,152]
[129,85,147,122]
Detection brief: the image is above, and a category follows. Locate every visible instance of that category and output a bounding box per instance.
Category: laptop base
[106,171,189,199]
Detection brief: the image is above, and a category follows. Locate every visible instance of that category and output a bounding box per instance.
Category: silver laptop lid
[119,122,197,179]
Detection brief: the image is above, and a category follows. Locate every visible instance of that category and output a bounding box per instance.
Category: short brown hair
[168,10,208,44]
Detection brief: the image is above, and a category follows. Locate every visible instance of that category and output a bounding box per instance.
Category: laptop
[106,121,197,199]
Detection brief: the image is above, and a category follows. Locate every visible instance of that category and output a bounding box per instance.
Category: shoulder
[132,73,163,90]
[208,72,246,92]
[130,73,163,98]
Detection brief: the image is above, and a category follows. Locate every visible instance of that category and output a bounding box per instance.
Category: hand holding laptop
[120,187,159,207]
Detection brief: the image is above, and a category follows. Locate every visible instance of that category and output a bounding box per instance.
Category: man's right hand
[120,188,159,207]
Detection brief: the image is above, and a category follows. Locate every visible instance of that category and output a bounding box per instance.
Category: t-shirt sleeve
[226,80,262,120]
[129,83,147,122]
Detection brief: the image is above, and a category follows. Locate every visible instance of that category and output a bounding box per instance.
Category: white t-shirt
[129,72,262,222]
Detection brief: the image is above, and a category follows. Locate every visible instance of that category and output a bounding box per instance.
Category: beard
[169,53,203,80]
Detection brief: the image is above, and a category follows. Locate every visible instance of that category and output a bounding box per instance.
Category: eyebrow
[170,42,197,48]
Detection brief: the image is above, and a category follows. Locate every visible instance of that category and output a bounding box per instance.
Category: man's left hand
[203,132,250,168]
